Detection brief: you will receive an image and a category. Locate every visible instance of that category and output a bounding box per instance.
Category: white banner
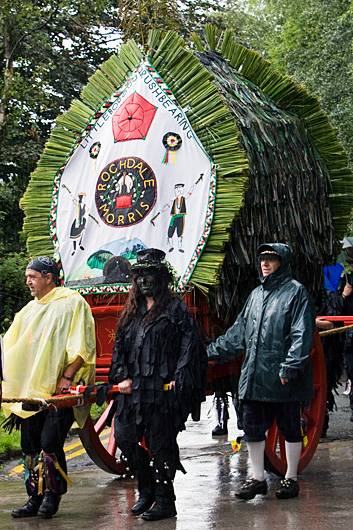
[52,60,215,293]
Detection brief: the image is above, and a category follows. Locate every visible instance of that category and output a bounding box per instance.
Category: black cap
[131,248,166,272]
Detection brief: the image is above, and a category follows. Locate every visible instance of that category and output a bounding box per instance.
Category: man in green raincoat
[208,243,314,500]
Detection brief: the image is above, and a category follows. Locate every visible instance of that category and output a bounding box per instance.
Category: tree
[219,0,353,168]
[116,0,224,43]
[264,0,353,166]
[0,0,118,249]
[0,0,118,324]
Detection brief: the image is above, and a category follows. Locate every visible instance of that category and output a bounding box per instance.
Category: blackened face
[136,270,158,297]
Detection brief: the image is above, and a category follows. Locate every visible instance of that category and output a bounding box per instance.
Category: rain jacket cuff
[279,366,301,380]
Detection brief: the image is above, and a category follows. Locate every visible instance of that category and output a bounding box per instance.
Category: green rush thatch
[20,26,353,315]
[196,28,353,320]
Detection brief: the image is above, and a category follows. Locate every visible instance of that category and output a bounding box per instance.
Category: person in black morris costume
[108,248,207,521]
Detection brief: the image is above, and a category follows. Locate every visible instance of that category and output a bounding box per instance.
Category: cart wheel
[265,332,327,476]
[79,401,126,475]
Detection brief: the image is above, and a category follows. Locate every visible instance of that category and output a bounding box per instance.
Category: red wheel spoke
[107,421,117,456]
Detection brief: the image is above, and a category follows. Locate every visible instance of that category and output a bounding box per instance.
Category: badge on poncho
[162,132,182,165]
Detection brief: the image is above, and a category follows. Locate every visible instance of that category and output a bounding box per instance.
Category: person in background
[338,260,353,420]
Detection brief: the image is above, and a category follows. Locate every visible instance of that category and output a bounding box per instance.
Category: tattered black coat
[109,297,207,431]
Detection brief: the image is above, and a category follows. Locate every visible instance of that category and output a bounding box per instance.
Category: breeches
[242,400,302,443]
[168,217,184,238]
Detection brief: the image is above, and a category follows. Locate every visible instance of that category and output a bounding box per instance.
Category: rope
[319,323,353,337]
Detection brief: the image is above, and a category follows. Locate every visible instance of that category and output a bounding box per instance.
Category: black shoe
[11,495,43,518]
[275,478,299,499]
[131,497,154,515]
[142,501,177,521]
[235,479,268,500]
[37,491,61,518]
[212,424,228,436]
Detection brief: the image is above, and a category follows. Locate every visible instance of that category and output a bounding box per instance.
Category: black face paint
[136,271,158,297]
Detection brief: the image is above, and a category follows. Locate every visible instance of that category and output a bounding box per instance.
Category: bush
[0,252,30,333]
[0,412,21,458]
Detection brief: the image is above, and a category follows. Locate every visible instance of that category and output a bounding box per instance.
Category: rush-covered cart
[20,26,352,475]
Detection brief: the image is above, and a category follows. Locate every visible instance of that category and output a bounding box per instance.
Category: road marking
[64,437,110,462]
[8,429,111,475]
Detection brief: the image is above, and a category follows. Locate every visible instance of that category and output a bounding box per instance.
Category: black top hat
[131,248,167,272]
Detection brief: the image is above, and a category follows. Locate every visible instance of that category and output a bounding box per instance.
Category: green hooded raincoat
[208,243,314,402]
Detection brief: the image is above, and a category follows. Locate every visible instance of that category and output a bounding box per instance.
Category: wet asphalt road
[1,393,353,530]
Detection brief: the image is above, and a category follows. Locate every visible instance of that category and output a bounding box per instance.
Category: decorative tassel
[1,413,23,433]
[23,454,39,495]
[54,461,73,487]
[42,452,73,493]
[37,460,44,495]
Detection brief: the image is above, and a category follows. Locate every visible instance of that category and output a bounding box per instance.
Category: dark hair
[117,267,174,330]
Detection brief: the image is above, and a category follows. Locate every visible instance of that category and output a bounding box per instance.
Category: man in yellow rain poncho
[2,256,96,519]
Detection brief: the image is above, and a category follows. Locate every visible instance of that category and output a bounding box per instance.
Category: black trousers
[20,407,74,495]
[115,404,180,502]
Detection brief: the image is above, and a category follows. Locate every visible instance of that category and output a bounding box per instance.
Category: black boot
[212,423,228,436]
[37,490,61,518]
[131,496,154,515]
[212,396,229,436]
[11,495,43,518]
[142,500,177,521]
[142,470,177,521]
[131,461,154,516]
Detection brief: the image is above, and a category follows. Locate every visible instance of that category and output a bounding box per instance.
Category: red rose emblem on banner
[112,93,157,142]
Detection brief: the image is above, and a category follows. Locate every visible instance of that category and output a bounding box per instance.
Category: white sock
[247,441,265,481]
[285,441,302,480]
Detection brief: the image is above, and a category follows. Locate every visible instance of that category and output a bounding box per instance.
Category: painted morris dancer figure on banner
[2,257,96,519]
[114,170,135,209]
[70,192,87,255]
[168,183,186,253]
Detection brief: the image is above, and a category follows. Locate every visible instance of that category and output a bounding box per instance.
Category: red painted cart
[77,290,329,477]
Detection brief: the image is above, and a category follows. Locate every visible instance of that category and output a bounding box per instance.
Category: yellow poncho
[2,287,96,427]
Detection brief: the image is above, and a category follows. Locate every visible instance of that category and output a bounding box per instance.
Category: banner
[51,61,216,293]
